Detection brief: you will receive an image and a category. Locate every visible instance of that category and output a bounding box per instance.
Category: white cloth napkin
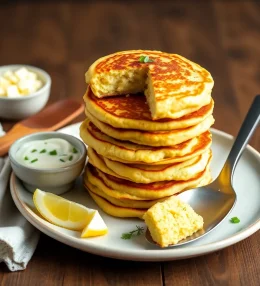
[0,124,40,271]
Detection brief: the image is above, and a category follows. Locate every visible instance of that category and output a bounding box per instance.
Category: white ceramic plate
[10,123,260,261]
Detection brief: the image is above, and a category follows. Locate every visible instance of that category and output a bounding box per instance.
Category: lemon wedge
[33,188,96,231]
[81,210,108,238]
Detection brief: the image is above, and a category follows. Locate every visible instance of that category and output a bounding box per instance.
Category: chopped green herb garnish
[121,225,144,240]
[144,56,153,63]
[183,207,186,211]
[31,149,37,153]
[230,217,240,224]
[40,149,46,153]
[44,142,47,145]
[69,155,73,161]
[31,159,38,163]
[24,156,29,160]
[60,159,65,162]
[139,55,153,63]
[49,150,57,156]
[139,55,146,62]
[61,154,67,156]
[72,147,78,154]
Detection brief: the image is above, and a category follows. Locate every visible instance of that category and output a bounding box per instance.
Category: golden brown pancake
[85,50,214,120]
[85,166,211,219]
[88,147,212,184]
[85,163,212,200]
[88,189,146,219]
[85,180,165,209]
[84,87,214,131]
[80,119,212,164]
[85,110,214,147]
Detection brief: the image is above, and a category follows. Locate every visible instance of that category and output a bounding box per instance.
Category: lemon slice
[81,210,108,238]
[33,189,95,231]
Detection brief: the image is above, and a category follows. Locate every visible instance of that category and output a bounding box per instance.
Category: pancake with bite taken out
[85,50,214,120]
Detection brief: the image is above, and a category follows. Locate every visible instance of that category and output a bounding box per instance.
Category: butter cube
[4,70,18,84]
[14,67,29,81]
[3,70,13,79]
[32,79,43,92]
[7,85,20,97]
[27,71,37,80]
[0,76,11,89]
[18,79,35,95]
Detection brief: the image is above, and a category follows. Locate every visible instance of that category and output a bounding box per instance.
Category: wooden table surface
[0,0,259,285]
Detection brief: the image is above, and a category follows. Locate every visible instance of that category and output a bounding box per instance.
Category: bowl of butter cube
[0,65,51,120]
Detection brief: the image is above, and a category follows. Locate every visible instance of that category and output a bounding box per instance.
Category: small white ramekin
[9,132,87,195]
[0,64,51,120]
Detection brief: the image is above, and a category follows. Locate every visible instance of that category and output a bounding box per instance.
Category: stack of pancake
[80,50,214,219]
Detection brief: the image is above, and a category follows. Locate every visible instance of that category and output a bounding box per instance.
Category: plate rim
[10,127,260,261]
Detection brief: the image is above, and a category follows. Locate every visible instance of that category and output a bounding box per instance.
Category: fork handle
[220,95,260,185]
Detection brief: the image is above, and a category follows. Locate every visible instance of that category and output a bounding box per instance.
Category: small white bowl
[9,132,87,195]
[0,64,51,120]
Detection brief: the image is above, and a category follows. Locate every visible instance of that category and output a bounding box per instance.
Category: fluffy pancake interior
[91,68,147,96]
[145,72,156,119]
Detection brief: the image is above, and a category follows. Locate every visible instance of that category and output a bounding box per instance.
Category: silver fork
[146,95,260,247]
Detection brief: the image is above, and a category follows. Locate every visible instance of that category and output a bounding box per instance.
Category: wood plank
[213,0,260,151]
[69,1,164,64]
[0,235,162,286]
[163,233,260,286]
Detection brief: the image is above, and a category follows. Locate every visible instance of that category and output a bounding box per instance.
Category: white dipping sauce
[15,138,81,169]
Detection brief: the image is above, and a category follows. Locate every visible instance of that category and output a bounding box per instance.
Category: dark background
[0,1,259,285]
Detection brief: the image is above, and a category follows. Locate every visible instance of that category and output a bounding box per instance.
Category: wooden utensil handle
[0,125,42,156]
[0,100,84,156]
